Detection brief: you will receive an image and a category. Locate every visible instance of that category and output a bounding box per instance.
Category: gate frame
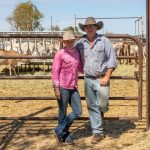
[0,33,143,123]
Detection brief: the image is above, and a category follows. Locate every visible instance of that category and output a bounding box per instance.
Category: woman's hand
[54,87,61,100]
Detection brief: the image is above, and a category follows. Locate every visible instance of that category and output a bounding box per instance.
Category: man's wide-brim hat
[63,30,75,41]
[79,17,103,32]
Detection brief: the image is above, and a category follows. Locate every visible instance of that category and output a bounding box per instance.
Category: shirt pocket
[95,44,105,61]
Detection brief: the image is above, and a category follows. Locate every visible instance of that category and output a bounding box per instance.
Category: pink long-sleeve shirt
[52,47,83,89]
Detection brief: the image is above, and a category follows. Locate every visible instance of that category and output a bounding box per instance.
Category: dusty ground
[0,64,149,150]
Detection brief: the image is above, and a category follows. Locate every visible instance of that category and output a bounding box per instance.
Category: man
[76,17,117,144]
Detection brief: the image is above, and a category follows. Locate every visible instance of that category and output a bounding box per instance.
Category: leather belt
[85,76,104,79]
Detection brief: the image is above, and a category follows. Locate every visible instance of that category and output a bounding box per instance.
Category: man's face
[84,24,97,36]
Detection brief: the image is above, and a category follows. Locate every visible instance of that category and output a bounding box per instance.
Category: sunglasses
[84,25,97,30]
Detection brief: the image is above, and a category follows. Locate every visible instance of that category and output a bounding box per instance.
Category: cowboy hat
[63,30,75,41]
[78,17,103,32]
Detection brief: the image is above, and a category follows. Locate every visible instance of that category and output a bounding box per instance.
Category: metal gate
[0,33,143,122]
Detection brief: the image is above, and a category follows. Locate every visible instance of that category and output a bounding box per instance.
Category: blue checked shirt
[75,34,117,77]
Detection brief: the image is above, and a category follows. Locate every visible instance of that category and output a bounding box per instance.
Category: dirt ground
[0,64,149,150]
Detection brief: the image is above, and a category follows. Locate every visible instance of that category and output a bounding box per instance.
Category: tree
[63,26,74,32]
[63,26,79,33]
[50,25,60,31]
[7,1,44,31]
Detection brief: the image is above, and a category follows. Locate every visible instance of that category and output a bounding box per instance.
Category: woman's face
[63,40,75,49]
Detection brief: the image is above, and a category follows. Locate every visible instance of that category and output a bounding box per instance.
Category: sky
[0,0,146,35]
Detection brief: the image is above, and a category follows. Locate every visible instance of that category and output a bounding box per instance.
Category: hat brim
[79,21,103,32]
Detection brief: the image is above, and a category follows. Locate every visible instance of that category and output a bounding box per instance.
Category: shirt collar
[64,46,76,53]
[83,33,101,43]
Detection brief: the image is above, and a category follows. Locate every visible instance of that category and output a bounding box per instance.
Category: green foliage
[50,25,60,31]
[63,26,80,33]
[7,1,44,31]
[63,26,74,32]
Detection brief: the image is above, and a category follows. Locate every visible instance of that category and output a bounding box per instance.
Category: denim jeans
[84,76,109,135]
[54,86,82,140]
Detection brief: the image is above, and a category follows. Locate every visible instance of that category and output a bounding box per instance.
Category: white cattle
[112,42,125,64]
[129,43,146,66]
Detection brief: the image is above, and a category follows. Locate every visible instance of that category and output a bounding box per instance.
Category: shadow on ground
[0,116,136,150]
[72,119,136,140]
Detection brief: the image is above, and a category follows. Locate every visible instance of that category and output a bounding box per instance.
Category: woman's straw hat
[63,30,75,41]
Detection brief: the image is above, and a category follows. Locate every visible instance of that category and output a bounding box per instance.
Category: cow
[0,49,29,76]
[112,42,125,64]
[142,44,146,64]
[113,41,146,67]
[121,42,132,65]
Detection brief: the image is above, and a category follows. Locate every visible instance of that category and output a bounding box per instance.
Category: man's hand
[54,87,61,100]
[100,75,110,86]
[100,68,114,86]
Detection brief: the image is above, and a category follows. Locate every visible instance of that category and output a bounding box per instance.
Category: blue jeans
[54,86,82,140]
[84,76,109,135]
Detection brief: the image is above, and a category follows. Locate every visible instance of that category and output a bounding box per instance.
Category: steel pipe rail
[146,0,150,130]
[0,96,138,100]
[0,116,138,121]
[0,76,137,80]
[0,33,64,38]
[76,17,142,20]
[0,55,138,59]
[0,55,53,59]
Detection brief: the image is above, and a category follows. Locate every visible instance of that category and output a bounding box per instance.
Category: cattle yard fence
[0,33,146,128]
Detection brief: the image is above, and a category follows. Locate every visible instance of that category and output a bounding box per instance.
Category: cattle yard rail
[0,33,144,125]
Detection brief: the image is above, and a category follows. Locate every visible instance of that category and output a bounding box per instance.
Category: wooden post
[146,0,150,130]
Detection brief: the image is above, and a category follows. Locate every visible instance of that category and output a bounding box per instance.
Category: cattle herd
[112,40,146,66]
[0,38,61,75]
[0,37,146,76]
